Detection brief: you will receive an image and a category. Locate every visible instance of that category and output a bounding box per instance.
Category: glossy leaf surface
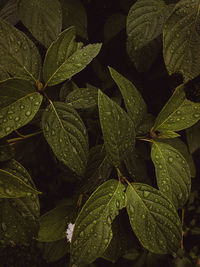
[43,27,101,86]
[98,90,135,167]
[0,160,41,198]
[163,0,200,81]
[151,141,191,209]
[0,78,43,138]
[18,0,62,48]
[70,179,126,266]
[108,67,147,127]
[153,85,200,132]
[0,19,41,82]
[126,183,182,254]
[42,101,88,176]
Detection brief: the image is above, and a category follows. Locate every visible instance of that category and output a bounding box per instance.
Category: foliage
[0,0,200,266]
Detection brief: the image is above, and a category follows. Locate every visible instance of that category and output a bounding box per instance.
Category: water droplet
[158,164,162,169]
[5,127,11,133]
[104,238,109,244]
[25,111,31,116]
[144,191,150,198]
[168,157,173,163]
[193,113,200,118]
[116,200,120,208]
[142,214,145,219]
[107,216,112,224]
[79,231,84,238]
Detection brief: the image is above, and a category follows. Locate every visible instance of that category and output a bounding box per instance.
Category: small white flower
[66,222,75,243]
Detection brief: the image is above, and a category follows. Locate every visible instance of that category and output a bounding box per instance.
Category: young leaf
[60,0,88,39]
[127,0,173,51]
[151,141,191,209]
[0,160,41,198]
[38,202,76,242]
[70,179,126,266]
[0,19,42,82]
[43,27,102,86]
[108,67,147,127]
[0,78,43,138]
[18,0,62,48]
[126,183,182,254]
[153,84,200,132]
[163,0,200,82]
[0,0,19,25]
[65,87,98,109]
[42,101,88,176]
[98,90,135,167]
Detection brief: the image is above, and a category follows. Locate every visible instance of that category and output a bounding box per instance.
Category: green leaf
[151,141,191,209]
[0,159,41,198]
[0,66,9,81]
[0,139,14,162]
[160,138,196,178]
[60,0,88,39]
[70,179,127,266]
[108,67,147,127]
[0,0,19,25]
[0,19,42,82]
[43,27,102,86]
[38,201,76,242]
[42,101,88,176]
[0,78,43,138]
[153,85,200,132]
[127,0,172,50]
[18,0,62,48]
[98,90,136,167]
[65,87,98,109]
[0,163,40,246]
[79,145,112,194]
[126,183,182,254]
[136,113,155,135]
[41,239,69,263]
[156,130,180,138]
[163,0,200,82]
[186,120,200,154]
[104,13,126,43]
[59,80,79,102]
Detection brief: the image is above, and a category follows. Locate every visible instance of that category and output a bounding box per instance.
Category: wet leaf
[0,78,43,138]
[18,0,62,48]
[70,179,126,266]
[42,101,88,176]
[38,202,76,242]
[0,159,41,198]
[108,67,147,127]
[126,183,182,254]
[43,27,102,86]
[0,161,40,246]
[151,141,191,209]
[136,113,155,135]
[127,0,173,50]
[98,90,135,167]
[163,0,200,82]
[0,19,42,82]
[65,87,98,109]
[59,80,79,102]
[60,0,88,39]
[153,84,200,132]
[160,138,196,178]
[0,0,19,25]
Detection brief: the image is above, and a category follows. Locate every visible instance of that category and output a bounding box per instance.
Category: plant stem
[8,131,42,144]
